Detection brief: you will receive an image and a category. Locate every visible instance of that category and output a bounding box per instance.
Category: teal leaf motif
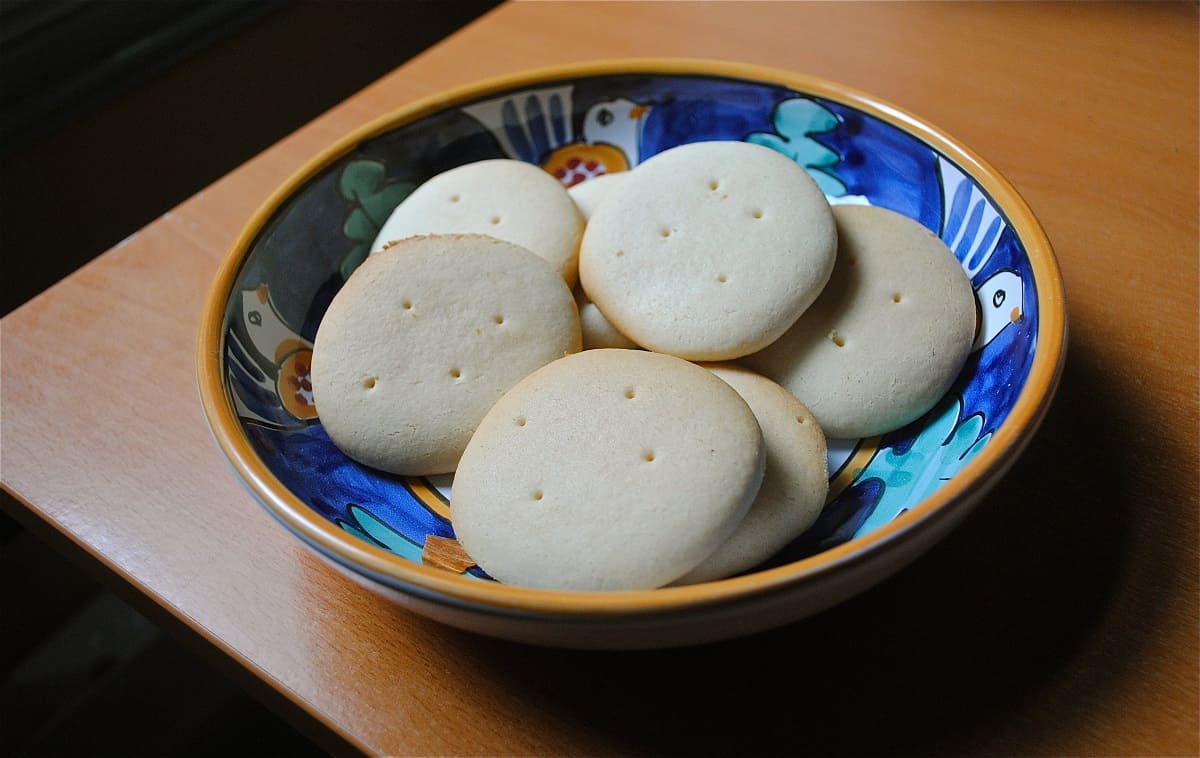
[338,246,370,283]
[854,396,991,537]
[337,160,415,280]
[746,98,847,197]
[337,504,424,562]
[343,208,378,241]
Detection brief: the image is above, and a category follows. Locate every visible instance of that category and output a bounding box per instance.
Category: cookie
[744,205,976,438]
[450,349,765,591]
[371,159,584,286]
[311,234,580,476]
[574,285,638,350]
[568,173,638,350]
[674,364,828,584]
[578,141,836,361]
[567,171,628,220]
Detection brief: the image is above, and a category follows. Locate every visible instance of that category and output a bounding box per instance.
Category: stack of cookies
[311,141,976,591]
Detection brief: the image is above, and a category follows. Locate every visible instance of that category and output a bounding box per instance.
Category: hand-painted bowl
[197,59,1066,649]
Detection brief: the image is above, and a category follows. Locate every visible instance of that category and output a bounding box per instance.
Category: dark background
[0,1,498,754]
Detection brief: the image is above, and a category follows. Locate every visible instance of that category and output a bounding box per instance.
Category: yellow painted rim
[196,58,1067,618]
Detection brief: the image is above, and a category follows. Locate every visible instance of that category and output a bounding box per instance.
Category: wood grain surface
[3,2,1197,755]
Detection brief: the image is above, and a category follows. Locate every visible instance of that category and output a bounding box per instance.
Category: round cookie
[578,141,836,361]
[450,349,766,591]
[574,285,638,350]
[674,364,828,584]
[311,234,580,476]
[569,173,638,349]
[371,159,584,286]
[744,205,976,438]
[568,173,638,350]
[567,171,628,220]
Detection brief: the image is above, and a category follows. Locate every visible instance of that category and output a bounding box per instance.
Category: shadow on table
[423,336,1182,755]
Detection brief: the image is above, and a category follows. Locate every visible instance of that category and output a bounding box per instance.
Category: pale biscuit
[567,171,628,220]
[311,234,580,476]
[579,141,836,361]
[569,173,639,349]
[675,364,828,584]
[574,285,638,350]
[744,205,976,438]
[371,159,584,286]
[450,349,765,591]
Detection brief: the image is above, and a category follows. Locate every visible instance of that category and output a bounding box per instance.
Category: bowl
[196,59,1066,649]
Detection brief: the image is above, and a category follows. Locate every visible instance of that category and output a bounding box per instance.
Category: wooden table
[3,2,1197,755]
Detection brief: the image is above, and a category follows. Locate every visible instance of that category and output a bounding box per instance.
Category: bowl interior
[217,67,1043,590]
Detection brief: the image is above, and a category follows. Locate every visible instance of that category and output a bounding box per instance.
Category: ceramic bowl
[197,59,1066,649]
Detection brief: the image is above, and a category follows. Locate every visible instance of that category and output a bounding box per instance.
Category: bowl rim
[196,57,1067,617]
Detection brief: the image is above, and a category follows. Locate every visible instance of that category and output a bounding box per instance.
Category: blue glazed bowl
[197,60,1066,649]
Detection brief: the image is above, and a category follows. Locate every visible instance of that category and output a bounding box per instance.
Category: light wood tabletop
[3,2,1197,755]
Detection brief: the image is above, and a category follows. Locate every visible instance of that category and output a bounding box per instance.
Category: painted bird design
[227,284,317,427]
[461,86,650,187]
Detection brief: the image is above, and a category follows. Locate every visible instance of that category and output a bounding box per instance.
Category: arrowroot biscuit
[567,171,628,220]
[311,234,581,476]
[578,141,836,361]
[569,173,639,349]
[744,205,976,438]
[371,159,584,286]
[574,285,638,350]
[450,349,766,591]
[675,364,828,584]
